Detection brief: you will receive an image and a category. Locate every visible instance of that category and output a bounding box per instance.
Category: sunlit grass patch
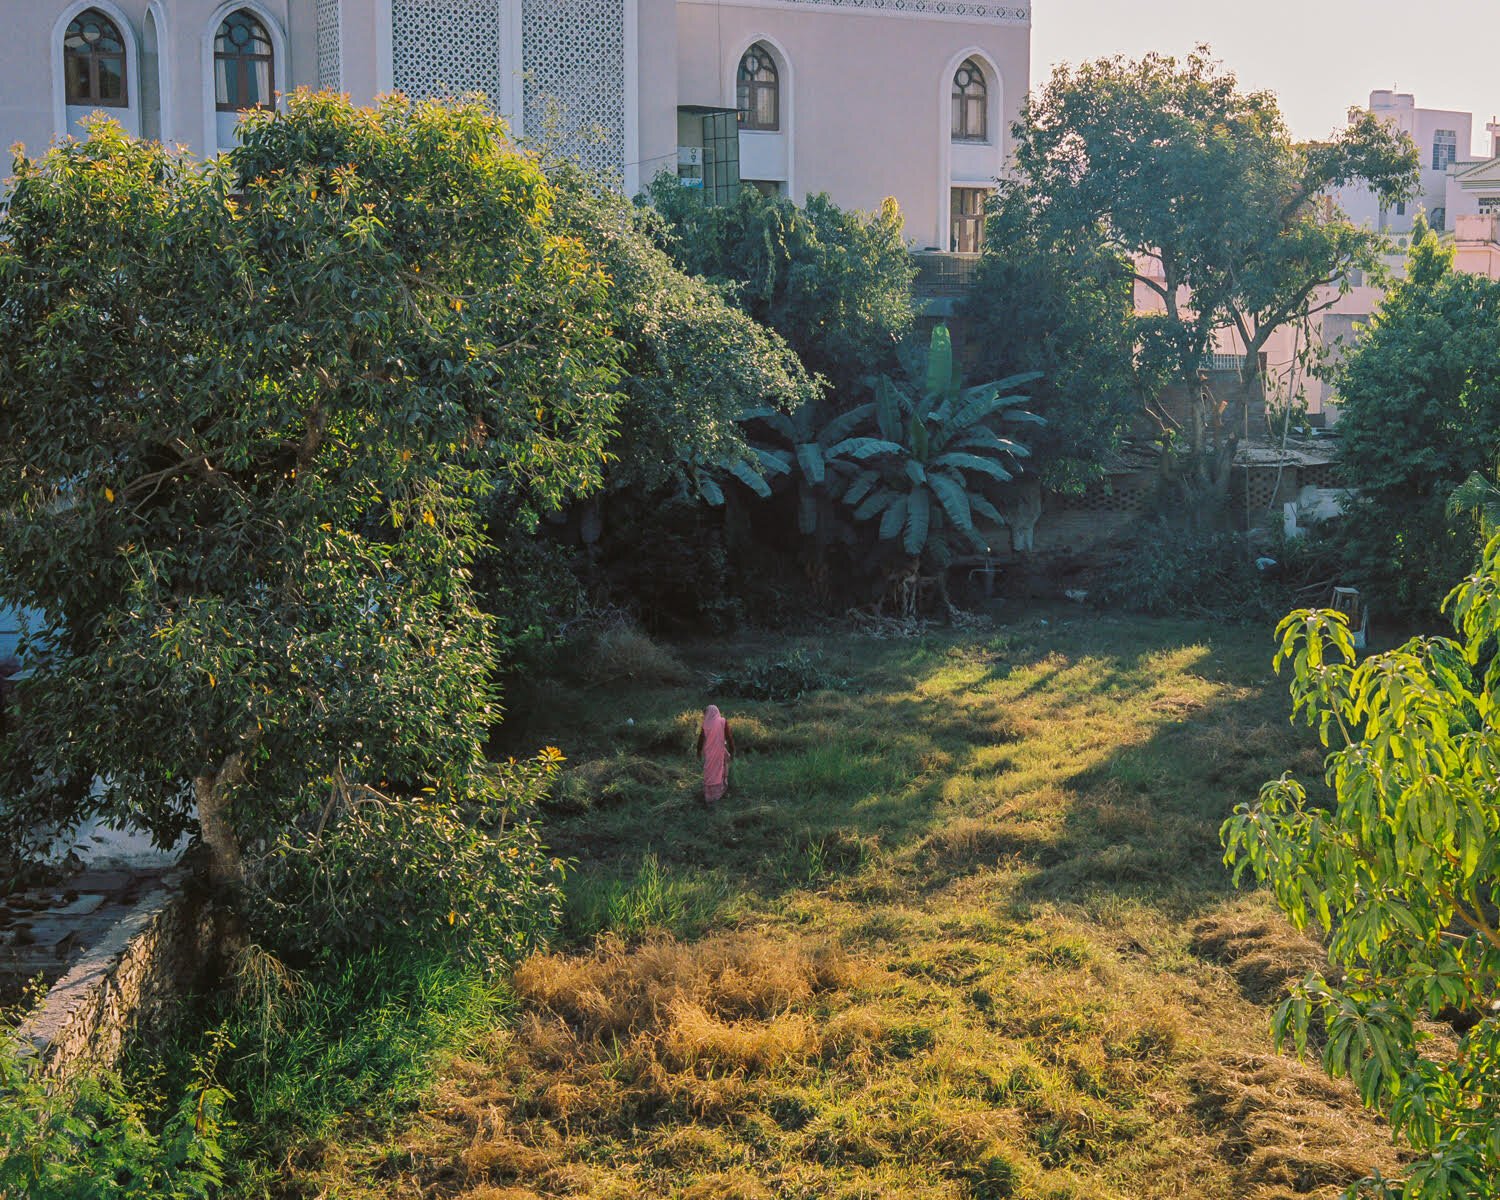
[298,613,1405,1200]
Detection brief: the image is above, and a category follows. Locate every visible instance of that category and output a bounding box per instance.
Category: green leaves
[1223,537,1500,1196]
[0,93,604,954]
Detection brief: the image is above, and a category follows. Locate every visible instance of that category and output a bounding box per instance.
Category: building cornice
[681,0,1030,27]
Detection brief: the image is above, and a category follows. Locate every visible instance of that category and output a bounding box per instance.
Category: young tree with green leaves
[1012,47,1418,503]
[1223,541,1500,1197]
[0,94,618,957]
[1335,222,1500,622]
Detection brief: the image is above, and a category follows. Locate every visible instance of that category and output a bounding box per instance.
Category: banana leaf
[879,494,909,541]
[931,452,1013,482]
[844,469,882,508]
[854,487,897,522]
[825,437,903,461]
[904,488,932,556]
[726,459,771,498]
[970,494,1005,526]
[796,443,825,486]
[740,406,798,441]
[818,403,877,447]
[927,471,973,533]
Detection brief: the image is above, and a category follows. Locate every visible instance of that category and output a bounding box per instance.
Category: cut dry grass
[292,613,1403,1199]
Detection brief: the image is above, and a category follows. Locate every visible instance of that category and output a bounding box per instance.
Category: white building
[0,0,1031,252]
[1333,90,1474,234]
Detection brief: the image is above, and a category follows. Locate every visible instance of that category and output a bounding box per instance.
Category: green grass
[274,610,1401,1200]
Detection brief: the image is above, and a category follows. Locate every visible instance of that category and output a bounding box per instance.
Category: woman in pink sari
[696,705,735,804]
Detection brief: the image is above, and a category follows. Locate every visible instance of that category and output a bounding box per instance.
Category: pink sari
[701,705,730,802]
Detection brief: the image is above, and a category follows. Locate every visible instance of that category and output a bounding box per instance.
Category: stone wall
[15,872,219,1076]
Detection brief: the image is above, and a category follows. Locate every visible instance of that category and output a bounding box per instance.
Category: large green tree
[963,186,1137,493]
[1334,223,1500,621]
[647,181,916,400]
[0,95,618,952]
[1223,543,1500,1197]
[1012,48,1418,502]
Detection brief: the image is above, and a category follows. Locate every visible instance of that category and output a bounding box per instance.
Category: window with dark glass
[214,10,274,111]
[1433,129,1458,172]
[952,59,987,142]
[951,187,988,254]
[64,9,128,107]
[737,44,779,132]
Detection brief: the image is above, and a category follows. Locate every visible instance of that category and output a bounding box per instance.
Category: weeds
[707,647,849,702]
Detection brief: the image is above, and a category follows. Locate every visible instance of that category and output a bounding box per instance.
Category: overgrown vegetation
[278,616,1409,1199]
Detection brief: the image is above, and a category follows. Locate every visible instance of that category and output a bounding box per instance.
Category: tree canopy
[1012,48,1419,495]
[963,187,1137,493]
[0,94,617,955]
[646,181,916,401]
[1333,223,1500,620]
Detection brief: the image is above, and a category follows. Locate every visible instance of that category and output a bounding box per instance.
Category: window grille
[737,44,779,131]
[951,59,987,142]
[522,0,626,175]
[1433,129,1457,172]
[64,9,127,107]
[392,0,499,101]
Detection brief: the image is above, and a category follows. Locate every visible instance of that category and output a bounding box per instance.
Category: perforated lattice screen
[1051,472,1156,516]
[1243,467,1292,513]
[316,0,340,91]
[522,0,625,175]
[393,0,501,102]
[1299,462,1341,490]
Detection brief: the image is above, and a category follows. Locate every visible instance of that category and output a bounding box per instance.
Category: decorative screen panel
[316,0,340,90]
[393,0,502,101]
[774,0,1028,19]
[522,0,625,176]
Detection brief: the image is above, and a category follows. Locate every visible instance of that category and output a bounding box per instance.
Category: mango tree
[1223,538,1500,1197]
[0,95,620,960]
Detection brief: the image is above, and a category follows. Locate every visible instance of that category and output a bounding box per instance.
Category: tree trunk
[194,752,247,894]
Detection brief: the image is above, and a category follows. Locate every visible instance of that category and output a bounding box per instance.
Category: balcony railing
[911,251,980,295]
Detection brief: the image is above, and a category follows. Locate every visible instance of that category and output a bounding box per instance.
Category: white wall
[675,0,1029,249]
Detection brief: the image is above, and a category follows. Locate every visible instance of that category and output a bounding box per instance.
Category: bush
[0,1022,228,1200]
[590,623,693,686]
[1089,522,1339,623]
[708,649,849,702]
[248,750,566,969]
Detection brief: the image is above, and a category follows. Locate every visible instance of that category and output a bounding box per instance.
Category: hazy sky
[1031,1,1500,155]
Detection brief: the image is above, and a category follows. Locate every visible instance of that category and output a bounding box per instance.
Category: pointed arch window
[737,44,779,132]
[64,9,128,107]
[952,58,988,143]
[214,9,274,111]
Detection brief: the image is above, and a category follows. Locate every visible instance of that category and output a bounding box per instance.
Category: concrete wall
[15,875,219,1076]
[675,0,1029,248]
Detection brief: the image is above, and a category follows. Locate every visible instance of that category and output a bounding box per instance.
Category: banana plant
[736,400,902,537]
[843,325,1042,567]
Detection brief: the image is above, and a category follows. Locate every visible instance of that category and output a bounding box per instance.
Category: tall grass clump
[565,853,734,942]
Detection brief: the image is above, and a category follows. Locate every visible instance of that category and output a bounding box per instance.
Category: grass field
[302,610,1401,1199]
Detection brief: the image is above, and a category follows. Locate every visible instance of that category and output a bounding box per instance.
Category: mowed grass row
[310,613,1401,1200]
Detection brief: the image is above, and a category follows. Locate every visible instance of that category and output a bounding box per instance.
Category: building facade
[0,0,1031,251]
[1333,90,1474,234]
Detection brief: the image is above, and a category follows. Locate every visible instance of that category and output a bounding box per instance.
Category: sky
[1031,1,1500,155]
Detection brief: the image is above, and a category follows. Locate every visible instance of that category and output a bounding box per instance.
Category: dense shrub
[0,1026,227,1200]
[647,180,916,400]
[1333,223,1500,623]
[248,750,566,969]
[708,649,849,702]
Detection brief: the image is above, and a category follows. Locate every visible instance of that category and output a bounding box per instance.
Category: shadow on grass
[497,612,1312,945]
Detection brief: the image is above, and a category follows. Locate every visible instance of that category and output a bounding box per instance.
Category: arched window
[952,58,988,142]
[214,9,274,111]
[737,43,779,132]
[64,9,128,107]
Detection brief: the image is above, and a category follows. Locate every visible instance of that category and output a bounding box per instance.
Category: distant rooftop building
[1333,90,1477,234]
